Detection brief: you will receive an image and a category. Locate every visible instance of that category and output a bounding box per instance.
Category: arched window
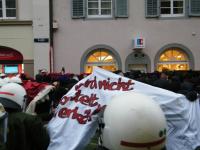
[157,48,189,71]
[84,49,118,73]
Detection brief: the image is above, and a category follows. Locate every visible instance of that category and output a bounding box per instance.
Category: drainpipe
[49,0,54,73]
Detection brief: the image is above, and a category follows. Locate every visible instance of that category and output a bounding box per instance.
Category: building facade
[0,0,51,77]
[0,0,33,76]
[0,0,199,76]
[52,0,200,74]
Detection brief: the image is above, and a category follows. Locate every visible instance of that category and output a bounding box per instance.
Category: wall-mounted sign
[133,37,145,49]
[34,38,49,43]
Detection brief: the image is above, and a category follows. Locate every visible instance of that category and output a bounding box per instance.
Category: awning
[0,47,23,64]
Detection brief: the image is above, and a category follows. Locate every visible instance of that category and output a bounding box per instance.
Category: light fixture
[177,55,181,58]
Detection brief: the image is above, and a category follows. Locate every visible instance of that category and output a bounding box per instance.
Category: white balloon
[102,92,167,150]
[0,78,6,87]
[9,76,22,84]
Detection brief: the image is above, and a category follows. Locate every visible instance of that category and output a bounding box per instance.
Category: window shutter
[145,0,159,18]
[72,0,85,18]
[115,0,128,18]
[189,0,200,16]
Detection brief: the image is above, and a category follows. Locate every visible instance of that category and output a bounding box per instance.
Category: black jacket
[6,112,49,150]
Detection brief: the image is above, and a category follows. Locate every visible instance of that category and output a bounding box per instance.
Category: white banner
[47,67,200,150]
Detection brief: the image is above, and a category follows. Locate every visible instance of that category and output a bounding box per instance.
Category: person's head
[195,146,200,150]
[61,67,65,74]
[72,74,79,81]
[102,92,167,150]
[0,73,6,79]
[41,69,48,75]
[0,83,27,112]
[160,72,168,80]
[186,91,198,102]
[113,70,124,77]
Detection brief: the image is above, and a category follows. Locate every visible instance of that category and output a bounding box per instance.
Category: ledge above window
[0,20,32,26]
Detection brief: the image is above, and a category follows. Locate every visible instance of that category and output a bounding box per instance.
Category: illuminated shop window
[157,48,189,71]
[4,65,18,74]
[85,49,118,73]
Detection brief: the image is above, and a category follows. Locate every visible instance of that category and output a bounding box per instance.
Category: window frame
[157,49,190,71]
[160,0,185,17]
[84,49,118,73]
[87,0,113,18]
[0,0,16,19]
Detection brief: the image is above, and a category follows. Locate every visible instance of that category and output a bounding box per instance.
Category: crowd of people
[0,68,200,150]
[123,70,200,101]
